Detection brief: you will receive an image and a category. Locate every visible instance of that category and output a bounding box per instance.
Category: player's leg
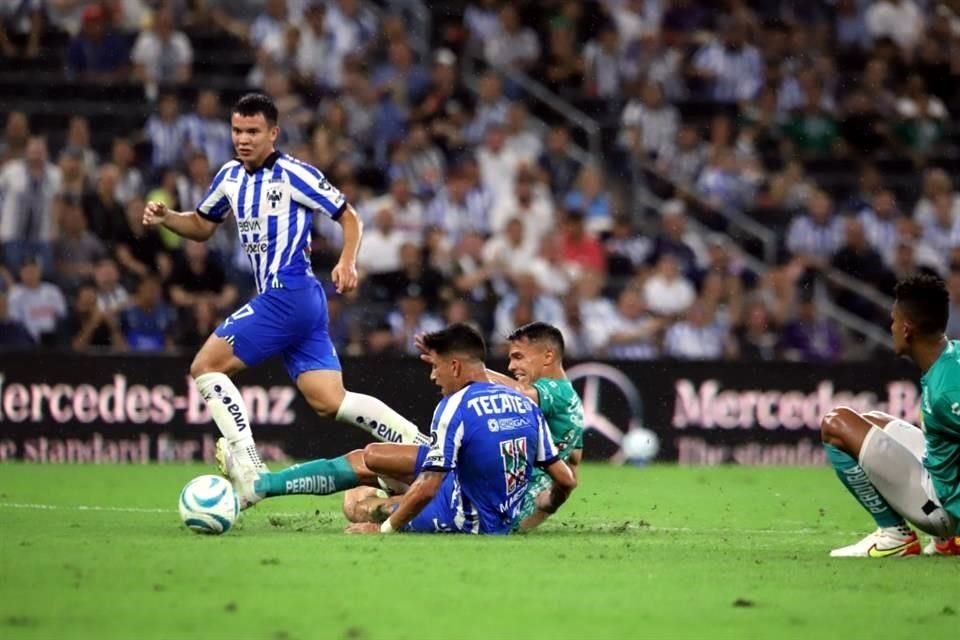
[190,332,264,470]
[220,445,380,509]
[820,407,918,557]
[283,291,429,446]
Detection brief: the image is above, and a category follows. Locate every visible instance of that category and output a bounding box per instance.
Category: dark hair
[508,321,565,359]
[422,323,486,362]
[894,274,949,337]
[232,93,278,126]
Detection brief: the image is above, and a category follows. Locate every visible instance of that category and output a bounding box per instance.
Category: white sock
[335,391,429,445]
[195,372,264,469]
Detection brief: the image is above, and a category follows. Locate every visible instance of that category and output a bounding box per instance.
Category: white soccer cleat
[829,527,920,558]
[215,437,264,511]
[923,536,960,556]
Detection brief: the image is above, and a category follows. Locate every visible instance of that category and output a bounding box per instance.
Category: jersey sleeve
[196,163,234,223]
[531,378,555,414]
[283,160,347,220]
[534,409,560,467]
[931,390,960,430]
[422,395,465,472]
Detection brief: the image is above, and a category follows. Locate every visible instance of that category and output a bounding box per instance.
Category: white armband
[380,518,396,534]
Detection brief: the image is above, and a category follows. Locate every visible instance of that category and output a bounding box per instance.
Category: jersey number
[499,437,528,494]
[223,304,254,327]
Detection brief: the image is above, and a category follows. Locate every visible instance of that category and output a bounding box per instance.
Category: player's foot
[829,527,920,558]
[215,438,264,510]
[923,536,960,556]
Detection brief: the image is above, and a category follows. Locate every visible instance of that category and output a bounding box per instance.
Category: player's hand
[331,260,358,294]
[344,522,381,534]
[414,334,435,364]
[143,201,168,226]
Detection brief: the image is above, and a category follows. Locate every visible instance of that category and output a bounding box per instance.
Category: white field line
[0,502,861,536]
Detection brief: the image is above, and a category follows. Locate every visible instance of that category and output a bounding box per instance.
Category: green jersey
[919,340,960,520]
[531,377,584,457]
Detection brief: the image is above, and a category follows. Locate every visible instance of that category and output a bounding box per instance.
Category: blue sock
[824,444,905,528]
[254,456,358,497]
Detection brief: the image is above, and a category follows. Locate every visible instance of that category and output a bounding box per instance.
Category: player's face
[231,113,278,166]
[429,352,459,395]
[507,339,547,384]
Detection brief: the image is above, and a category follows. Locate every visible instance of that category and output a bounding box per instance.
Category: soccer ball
[621,427,660,466]
[178,475,239,534]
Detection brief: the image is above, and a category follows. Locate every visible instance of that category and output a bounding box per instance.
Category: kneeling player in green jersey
[821,275,960,557]
[484,322,583,531]
[342,321,583,532]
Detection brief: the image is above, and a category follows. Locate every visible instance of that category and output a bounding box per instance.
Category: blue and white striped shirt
[786,215,843,260]
[196,151,346,294]
[184,115,233,168]
[144,115,189,169]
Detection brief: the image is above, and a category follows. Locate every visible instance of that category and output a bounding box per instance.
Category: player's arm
[536,459,577,514]
[379,470,445,532]
[331,204,361,294]
[485,368,540,404]
[143,201,217,242]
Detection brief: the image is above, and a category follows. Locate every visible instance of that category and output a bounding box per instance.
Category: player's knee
[303,385,346,417]
[361,442,387,473]
[820,406,858,444]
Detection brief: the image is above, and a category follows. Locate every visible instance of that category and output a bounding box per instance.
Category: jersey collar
[237,150,282,175]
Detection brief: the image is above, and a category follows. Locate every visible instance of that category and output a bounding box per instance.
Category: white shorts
[859,420,957,538]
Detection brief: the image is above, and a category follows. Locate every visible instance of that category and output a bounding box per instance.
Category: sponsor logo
[238,219,262,233]
[867,541,915,558]
[567,363,646,463]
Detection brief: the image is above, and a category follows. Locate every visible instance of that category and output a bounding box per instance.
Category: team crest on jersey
[266,187,283,209]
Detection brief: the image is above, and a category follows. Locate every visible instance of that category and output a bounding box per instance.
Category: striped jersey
[423,381,559,534]
[196,151,346,293]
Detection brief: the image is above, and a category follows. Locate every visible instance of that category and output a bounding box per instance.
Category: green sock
[254,456,358,497]
[824,444,905,528]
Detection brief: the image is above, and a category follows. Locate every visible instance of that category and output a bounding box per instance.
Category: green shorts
[514,432,581,531]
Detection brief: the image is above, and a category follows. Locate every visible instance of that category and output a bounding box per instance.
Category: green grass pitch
[0,463,956,640]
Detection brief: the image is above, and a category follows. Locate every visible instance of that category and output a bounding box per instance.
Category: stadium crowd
[3,0,960,361]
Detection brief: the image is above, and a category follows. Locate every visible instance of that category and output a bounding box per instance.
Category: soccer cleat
[215,438,264,510]
[923,536,960,556]
[829,528,921,558]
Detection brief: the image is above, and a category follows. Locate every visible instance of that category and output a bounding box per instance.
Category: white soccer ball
[621,427,660,465]
[178,475,239,535]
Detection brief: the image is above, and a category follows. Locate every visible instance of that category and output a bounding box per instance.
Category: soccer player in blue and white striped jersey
[142,93,428,495]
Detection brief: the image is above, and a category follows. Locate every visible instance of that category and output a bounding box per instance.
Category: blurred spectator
[294,3,339,92]
[83,163,129,249]
[484,6,540,73]
[620,81,679,158]
[110,137,145,206]
[489,167,553,241]
[483,217,538,284]
[143,93,190,172]
[464,0,501,45]
[184,90,233,169]
[783,85,839,156]
[493,271,565,341]
[175,153,212,221]
[168,240,238,315]
[387,285,444,355]
[663,300,727,360]
[66,116,99,176]
[54,195,106,292]
[177,299,220,348]
[947,270,960,338]
[0,136,60,273]
[858,189,901,257]
[730,299,780,361]
[559,211,605,274]
[93,257,131,314]
[786,190,843,268]
[564,165,613,234]
[537,125,581,198]
[503,102,542,164]
[121,276,177,352]
[250,0,289,49]
[914,167,960,227]
[895,74,948,158]
[65,284,125,351]
[605,216,653,277]
[866,0,924,55]
[359,176,424,237]
[0,111,30,164]
[539,18,585,100]
[115,197,173,282]
[357,209,410,276]
[575,269,619,354]
[690,21,763,103]
[426,169,490,242]
[372,39,430,110]
[131,9,193,88]
[643,253,696,317]
[780,295,844,362]
[656,124,708,186]
[831,216,897,317]
[377,242,445,310]
[583,22,628,101]
[0,290,33,347]
[8,257,66,345]
[650,200,702,277]
[58,145,89,200]
[605,286,662,359]
[0,0,43,58]
[325,0,377,64]
[66,5,130,82]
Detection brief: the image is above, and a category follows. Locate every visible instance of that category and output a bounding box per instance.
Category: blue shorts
[403,473,469,534]
[214,281,340,381]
